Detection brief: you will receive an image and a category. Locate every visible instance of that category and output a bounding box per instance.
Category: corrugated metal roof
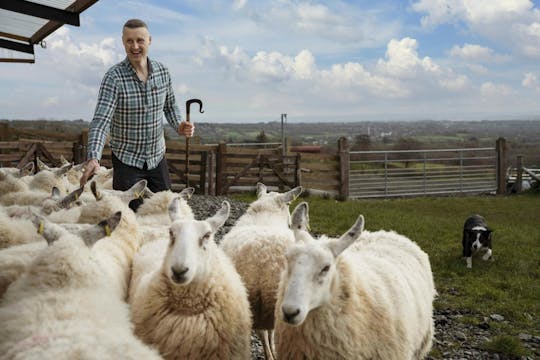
[0,0,98,63]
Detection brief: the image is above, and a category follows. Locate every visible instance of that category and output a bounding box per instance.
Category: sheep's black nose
[282,307,300,323]
[171,266,189,283]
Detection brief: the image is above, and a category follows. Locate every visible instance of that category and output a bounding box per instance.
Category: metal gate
[349,147,497,198]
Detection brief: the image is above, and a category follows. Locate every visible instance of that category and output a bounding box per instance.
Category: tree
[255,130,268,143]
[352,134,371,151]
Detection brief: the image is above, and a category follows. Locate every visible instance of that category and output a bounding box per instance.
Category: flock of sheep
[0,157,437,360]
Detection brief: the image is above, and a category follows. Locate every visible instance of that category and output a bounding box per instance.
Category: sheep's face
[279,214,365,326]
[280,239,336,326]
[165,220,214,286]
[164,200,230,286]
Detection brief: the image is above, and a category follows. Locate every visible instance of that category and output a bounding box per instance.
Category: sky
[2,0,540,123]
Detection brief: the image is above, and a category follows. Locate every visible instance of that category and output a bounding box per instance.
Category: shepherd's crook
[185,99,204,187]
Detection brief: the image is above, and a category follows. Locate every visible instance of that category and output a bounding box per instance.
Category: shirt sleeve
[162,69,182,131]
[87,72,117,161]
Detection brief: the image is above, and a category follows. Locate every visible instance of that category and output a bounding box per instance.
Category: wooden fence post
[338,137,350,201]
[496,137,507,194]
[77,129,89,163]
[0,123,8,141]
[199,151,208,195]
[216,142,227,195]
[516,155,523,193]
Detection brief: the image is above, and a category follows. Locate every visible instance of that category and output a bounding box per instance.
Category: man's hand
[80,159,100,187]
[178,121,195,138]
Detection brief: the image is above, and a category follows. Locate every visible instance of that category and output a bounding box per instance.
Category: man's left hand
[178,121,195,137]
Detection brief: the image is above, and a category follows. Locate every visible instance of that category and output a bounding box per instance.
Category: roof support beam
[0,38,34,54]
[0,0,80,26]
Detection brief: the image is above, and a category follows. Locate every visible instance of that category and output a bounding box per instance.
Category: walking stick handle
[184,99,204,188]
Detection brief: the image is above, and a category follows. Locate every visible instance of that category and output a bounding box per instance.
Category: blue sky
[2,0,540,123]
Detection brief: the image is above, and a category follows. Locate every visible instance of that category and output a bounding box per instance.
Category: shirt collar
[122,57,154,78]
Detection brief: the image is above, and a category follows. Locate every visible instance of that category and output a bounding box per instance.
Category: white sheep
[26,163,73,194]
[129,199,253,360]
[0,213,162,360]
[0,211,122,298]
[219,183,303,360]
[0,171,29,197]
[274,207,436,360]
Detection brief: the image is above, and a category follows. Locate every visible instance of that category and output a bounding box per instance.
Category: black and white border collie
[462,215,493,269]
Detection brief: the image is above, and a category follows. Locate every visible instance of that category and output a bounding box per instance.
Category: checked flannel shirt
[87,57,182,170]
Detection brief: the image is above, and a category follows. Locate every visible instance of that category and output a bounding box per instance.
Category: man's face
[122,26,151,63]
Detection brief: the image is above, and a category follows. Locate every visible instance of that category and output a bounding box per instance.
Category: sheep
[0,162,34,178]
[0,171,29,196]
[26,163,74,194]
[129,199,252,360]
[136,187,195,226]
[0,211,122,298]
[0,213,162,360]
[219,183,303,360]
[274,206,436,360]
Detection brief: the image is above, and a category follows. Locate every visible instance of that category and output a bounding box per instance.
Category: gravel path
[188,195,539,360]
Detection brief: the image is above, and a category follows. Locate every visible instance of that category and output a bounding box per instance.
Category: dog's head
[466,226,493,251]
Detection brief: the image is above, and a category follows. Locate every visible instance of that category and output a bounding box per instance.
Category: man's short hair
[123,19,148,29]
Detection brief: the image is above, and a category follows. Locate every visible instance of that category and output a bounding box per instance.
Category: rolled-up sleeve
[87,72,117,160]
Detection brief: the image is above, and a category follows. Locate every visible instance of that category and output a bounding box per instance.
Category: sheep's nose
[171,266,189,283]
[282,306,301,324]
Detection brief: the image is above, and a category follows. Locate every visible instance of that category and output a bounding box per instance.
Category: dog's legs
[466,257,472,268]
[482,248,492,261]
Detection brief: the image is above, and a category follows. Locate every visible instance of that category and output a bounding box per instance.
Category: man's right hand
[80,159,100,187]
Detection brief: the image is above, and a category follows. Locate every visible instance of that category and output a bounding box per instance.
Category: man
[80,19,194,210]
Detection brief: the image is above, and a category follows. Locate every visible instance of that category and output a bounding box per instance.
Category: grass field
[233,191,540,356]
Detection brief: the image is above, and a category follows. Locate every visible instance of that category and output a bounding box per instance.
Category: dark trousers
[111,153,171,211]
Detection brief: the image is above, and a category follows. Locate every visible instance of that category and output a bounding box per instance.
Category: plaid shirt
[87,57,182,170]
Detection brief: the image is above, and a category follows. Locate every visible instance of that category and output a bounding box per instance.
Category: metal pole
[281,113,287,156]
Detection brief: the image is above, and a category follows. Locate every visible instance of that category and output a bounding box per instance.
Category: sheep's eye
[319,265,330,276]
[169,230,175,246]
[199,232,211,247]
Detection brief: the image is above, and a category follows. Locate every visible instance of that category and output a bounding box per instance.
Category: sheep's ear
[291,202,310,232]
[168,197,183,222]
[55,163,73,176]
[207,201,230,232]
[80,211,122,247]
[179,187,195,200]
[72,162,85,172]
[91,181,102,200]
[51,186,61,200]
[31,212,67,245]
[280,186,303,204]
[19,162,34,177]
[36,157,50,172]
[256,183,267,198]
[142,188,155,198]
[59,155,70,166]
[128,179,147,200]
[57,186,85,209]
[327,215,364,257]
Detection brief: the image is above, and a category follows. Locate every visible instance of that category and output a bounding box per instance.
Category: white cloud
[450,43,509,62]
[377,38,440,78]
[522,72,538,88]
[480,81,514,97]
[43,96,60,107]
[412,0,534,27]
[439,74,469,91]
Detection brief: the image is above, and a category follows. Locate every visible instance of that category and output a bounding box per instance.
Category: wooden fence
[0,125,509,199]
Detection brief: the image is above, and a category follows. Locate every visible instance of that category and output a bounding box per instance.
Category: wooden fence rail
[0,125,509,199]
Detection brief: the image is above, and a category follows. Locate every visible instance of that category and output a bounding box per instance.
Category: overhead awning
[0,0,98,63]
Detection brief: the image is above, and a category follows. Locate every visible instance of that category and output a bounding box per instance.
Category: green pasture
[232,191,540,356]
